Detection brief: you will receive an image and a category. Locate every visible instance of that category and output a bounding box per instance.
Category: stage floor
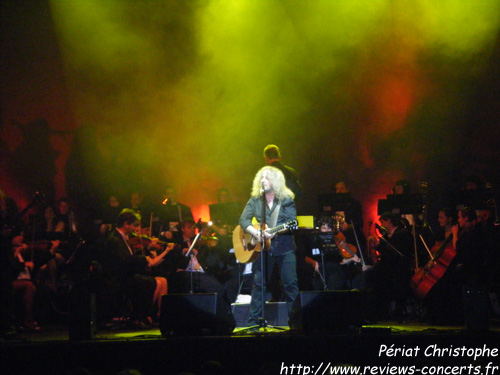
[2,320,500,375]
[7,320,498,342]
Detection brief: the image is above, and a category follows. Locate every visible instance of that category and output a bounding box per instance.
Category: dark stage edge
[1,321,500,375]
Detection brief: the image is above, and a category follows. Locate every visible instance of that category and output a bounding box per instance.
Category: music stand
[377,194,423,215]
[312,231,336,291]
[318,193,352,214]
[184,221,205,294]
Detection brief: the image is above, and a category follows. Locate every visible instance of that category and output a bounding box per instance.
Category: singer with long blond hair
[239,166,299,331]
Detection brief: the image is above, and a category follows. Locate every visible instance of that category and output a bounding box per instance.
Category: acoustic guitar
[232,220,298,264]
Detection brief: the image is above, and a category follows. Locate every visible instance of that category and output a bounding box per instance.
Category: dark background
[1,1,499,233]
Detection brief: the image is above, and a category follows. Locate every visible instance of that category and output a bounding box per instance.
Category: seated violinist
[333,181,364,233]
[161,219,235,331]
[128,222,169,259]
[24,204,64,291]
[162,220,230,299]
[305,216,364,291]
[157,186,194,241]
[101,209,172,327]
[11,234,40,332]
[28,199,82,293]
[162,220,216,278]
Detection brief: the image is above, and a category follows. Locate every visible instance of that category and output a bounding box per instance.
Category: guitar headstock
[286,220,299,232]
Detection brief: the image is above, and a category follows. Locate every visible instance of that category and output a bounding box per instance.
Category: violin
[129,234,175,269]
[199,235,219,248]
[334,232,358,259]
[128,233,170,255]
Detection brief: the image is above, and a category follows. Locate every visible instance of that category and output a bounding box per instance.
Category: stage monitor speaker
[296,290,364,333]
[160,293,234,336]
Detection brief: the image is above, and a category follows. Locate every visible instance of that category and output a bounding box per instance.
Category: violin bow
[350,220,367,269]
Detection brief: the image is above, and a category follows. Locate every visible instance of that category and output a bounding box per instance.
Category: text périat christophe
[379,344,498,362]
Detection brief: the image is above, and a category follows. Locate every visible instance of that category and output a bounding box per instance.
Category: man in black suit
[263,145,302,200]
[101,209,169,326]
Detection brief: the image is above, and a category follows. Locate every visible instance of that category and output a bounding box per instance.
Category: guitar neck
[268,220,296,235]
[269,224,285,235]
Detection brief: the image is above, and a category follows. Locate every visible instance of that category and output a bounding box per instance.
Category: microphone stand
[314,232,329,291]
[259,193,267,329]
[319,246,328,291]
[242,188,285,333]
[351,220,369,271]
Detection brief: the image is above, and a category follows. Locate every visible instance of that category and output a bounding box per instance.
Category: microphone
[375,223,388,235]
[260,182,265,196]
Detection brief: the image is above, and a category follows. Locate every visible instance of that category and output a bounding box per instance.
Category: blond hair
[250,166,294,201]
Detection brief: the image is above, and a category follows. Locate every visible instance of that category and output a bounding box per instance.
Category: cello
[410,234,456,300]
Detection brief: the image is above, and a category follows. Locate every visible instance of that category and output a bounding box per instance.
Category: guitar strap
[269,202,281,229]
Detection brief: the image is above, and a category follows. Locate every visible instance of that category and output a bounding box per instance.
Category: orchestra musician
[161,219,236,332]
[101,209,170,327]
[306,215,367,291]
[161,220,227,295]
[1,188,22,338]
[127,192,145,223]
[239,166,299,330]
[1,192,47,332]
[0,188,21,237]
[333,181,364,233]
[11,234,39,332]
[305,216,348,291]
[217,187,232,204]
[423,207,484,325]
[436,207,456,242]
[25,204,66,292]
[158,186,194,241]
[333,181,368,259]
[451,207,483,280]
[372,212,414,321]
[263,145,302,200]
[208,188,239,283]
[55,198,79,240]
[476,200,500,289]
[38,198,82,289]
[98,194,122,239]
[211,187,234,238]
